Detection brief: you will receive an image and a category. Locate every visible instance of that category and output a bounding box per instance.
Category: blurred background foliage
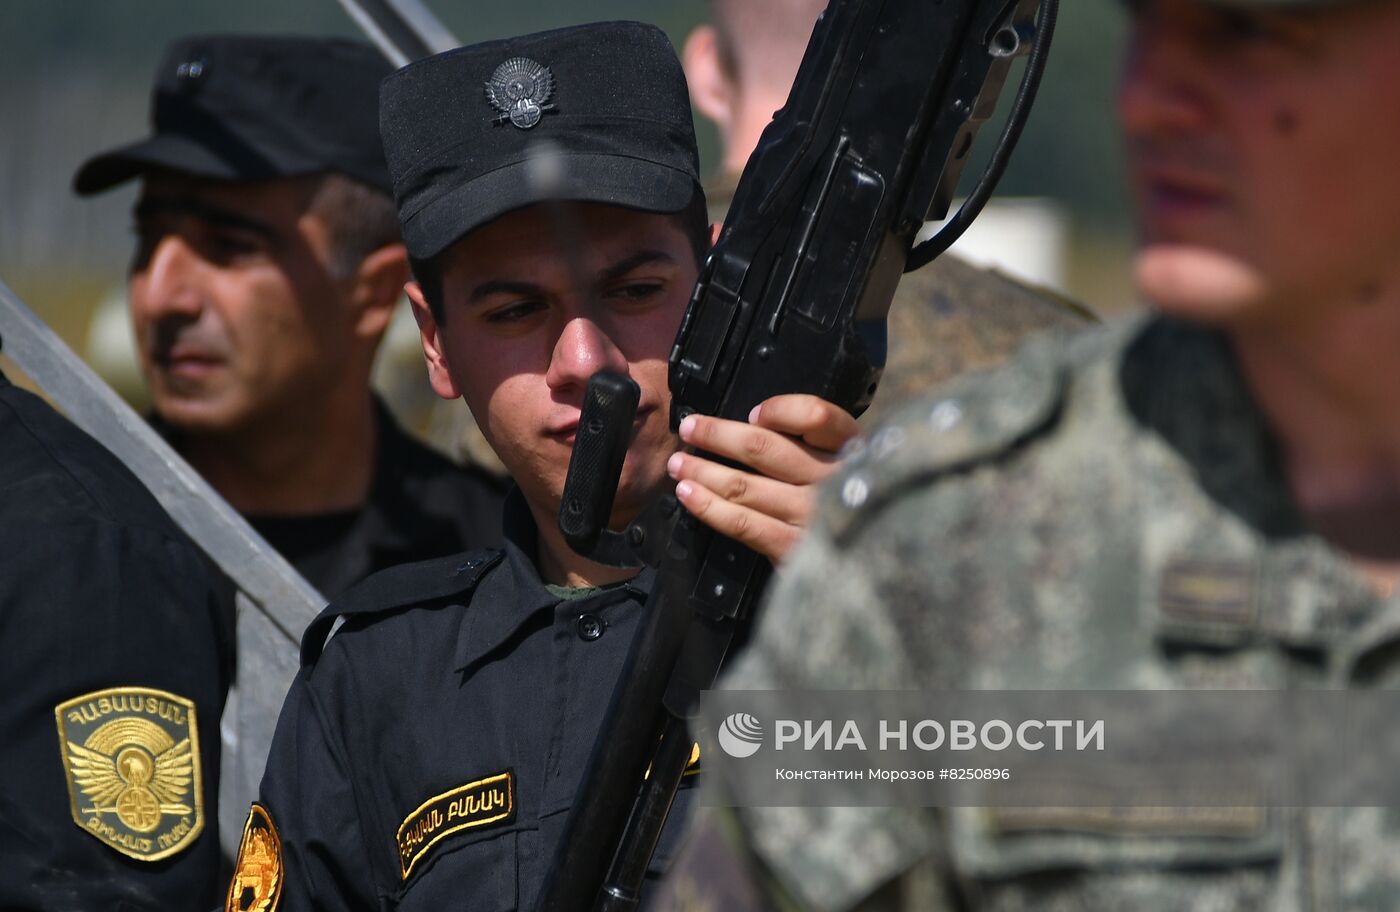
[0,0,1136,396]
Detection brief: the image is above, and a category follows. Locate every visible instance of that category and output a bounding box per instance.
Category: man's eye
[1210,10,1303,47]
[1219,11,1269,40]
[609,282,665,302]
[485,300,545,323]
[130,223,160,257]
[208,232,262,261]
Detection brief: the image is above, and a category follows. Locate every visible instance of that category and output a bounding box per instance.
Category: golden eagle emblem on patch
[227,803,283,912]
[54,686,203,862]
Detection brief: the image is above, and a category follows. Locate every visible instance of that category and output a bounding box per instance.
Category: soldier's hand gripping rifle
[538,1,1058,908]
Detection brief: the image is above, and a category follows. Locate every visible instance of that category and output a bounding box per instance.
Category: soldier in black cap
[236,21,859,910]
[0,351,227,909]
[75,35,506,599]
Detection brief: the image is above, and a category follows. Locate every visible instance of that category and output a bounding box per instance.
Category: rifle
[537,0,1058,908]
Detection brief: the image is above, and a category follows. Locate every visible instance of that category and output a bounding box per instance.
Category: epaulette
[299,548,504,668]
[822,337,1068,542]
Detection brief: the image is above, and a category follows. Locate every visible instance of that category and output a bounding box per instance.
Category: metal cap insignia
[54,686,203,862]
[485,57,556,129]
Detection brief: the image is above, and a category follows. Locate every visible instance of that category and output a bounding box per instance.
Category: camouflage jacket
[668,316,1400,912]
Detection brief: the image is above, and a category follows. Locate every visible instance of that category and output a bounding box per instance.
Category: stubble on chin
[1134,243,1272,325]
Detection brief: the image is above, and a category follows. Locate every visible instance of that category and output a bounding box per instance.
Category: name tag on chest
[396,770,516,880]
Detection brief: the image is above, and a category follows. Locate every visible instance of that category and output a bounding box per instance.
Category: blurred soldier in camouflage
[667,0,1400,909]
[682,0,1094,427]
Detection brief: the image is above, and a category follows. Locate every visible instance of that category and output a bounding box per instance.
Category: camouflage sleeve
[665,337,1078,911]
[661,524,961,912]
[654,806,804,912]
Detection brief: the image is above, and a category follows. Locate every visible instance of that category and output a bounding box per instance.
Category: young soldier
[232,22,858,910]
[671,0,1400,908]
[75,35,506,598]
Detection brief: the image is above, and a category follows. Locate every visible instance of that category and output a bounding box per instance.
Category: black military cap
[74,35,393,196]
[380,21,701,260]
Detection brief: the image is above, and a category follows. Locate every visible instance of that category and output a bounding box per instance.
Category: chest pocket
[526,771,701,906]
[948,805,1287,911]
[394,828,517,911]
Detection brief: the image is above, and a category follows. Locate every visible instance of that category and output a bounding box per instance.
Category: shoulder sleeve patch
[227,803,283,912]
[822,337,1067,542]
[299,549,504,668]
[53,686,204,862]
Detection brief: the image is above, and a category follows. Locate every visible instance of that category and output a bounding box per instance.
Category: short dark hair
[412,188,710,325]
[309,173,402,278]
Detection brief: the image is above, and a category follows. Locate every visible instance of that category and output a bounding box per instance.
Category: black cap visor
[74,130,318,197]
[401,152,698,261]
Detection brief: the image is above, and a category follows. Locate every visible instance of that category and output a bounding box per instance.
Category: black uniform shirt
[0,370,229,911]
[164,399,507,598]
[252,491,696,910]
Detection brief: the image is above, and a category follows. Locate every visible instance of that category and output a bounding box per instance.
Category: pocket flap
[396,829,517,911]
[951,805,1283,879]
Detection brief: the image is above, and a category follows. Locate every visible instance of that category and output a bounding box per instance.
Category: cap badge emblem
[174,59,207,96]
[485,57,556,130]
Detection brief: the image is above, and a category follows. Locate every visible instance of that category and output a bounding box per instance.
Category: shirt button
[577,614,605,642]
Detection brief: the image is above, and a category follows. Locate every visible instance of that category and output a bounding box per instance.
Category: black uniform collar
[454,488,653,672]
[1120,318,1308,538]
[350,397,441,553]
[153,395,415,547]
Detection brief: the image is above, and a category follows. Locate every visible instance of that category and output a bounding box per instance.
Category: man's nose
[131,234,206,319]
[1117,12,1208,141]
[545,316,631,393]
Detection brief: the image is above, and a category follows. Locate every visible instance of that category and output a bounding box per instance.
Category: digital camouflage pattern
[664,316,1400,911]
[709,176,1095,430]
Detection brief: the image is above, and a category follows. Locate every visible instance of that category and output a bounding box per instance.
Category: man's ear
[350,242,411,341]
[683,26,736,136]
[405,280,463,402]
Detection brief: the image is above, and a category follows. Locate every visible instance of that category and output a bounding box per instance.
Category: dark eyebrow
[598,250,676,284]
[467,279,546,306]
[133,197,278,241]
[466,250,678,307]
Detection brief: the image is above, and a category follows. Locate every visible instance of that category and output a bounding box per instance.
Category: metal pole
[332,0,459,66]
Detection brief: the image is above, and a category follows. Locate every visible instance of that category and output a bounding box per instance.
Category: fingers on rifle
[667,452,811,525]
[751,395,860,454]
[675,478,806,564]
[678,413,830,485]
